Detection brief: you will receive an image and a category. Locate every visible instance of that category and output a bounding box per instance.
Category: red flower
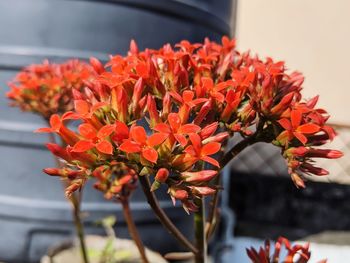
[169,90,207,123]
[153,113,200,147]
[184,133,221,167]
[277,109,320,145]
[71,124,115,155]
[246,237,327,263]
[119,126,167,163]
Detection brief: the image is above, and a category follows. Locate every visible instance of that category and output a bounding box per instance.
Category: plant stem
[219,133,259,170]
[205,175,221,240]
[46,126,89,263]
[138,175,198,254]
[70,191,89,263]
[120,198,149,263]
[194,197,207,263]
[205,133,260,239]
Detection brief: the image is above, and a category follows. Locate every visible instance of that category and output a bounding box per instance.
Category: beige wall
[235,0,350,125]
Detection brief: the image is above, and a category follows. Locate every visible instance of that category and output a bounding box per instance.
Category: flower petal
[168,113,181,131]
[96,140,113,155]
[189,133,202,154]
[297,123,320,134]
[293,131,308,145]
[174,134,188,147]
[200,156,220,167]
[74,100,89,115]
[201,142,221,156]
[72,140,95,152]
[278,118,292,131]
[147,133,168,147]
[142,147,158,163]
[178,124,201,134]
[182,90,194,102]
[291,109,302,128]
[112,121,129,144]
[119,140,141,153]
[49,114,62,131]
[79,123,97,139]
[130,126,147,144]
[35,127,53,133]
[97,124,115,139]
[153,123,171,134]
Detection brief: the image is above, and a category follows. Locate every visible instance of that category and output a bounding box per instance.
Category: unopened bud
[306,149,343,159]
[43,168,61,176]
[291,173,305,189]
[181,170,217,183]
[170,188,188,201]
[190,186,216,196]
[90,57,105,74]
[155,168,169,183]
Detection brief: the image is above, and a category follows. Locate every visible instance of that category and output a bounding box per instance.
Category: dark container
[0,0,236,262]
[230,172,350,240]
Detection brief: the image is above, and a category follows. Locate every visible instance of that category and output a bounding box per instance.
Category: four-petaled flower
[277,109,320,145]
[72,124,115,155]
[184,133,221,167]
[153,113,200,147]
[119,126,167,163]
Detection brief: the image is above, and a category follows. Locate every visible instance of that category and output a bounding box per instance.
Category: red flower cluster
[37,37,341,211]
[7,59,95,119]
[246,237,327,263]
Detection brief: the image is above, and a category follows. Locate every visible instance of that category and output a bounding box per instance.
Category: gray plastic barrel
[0,0,235,262]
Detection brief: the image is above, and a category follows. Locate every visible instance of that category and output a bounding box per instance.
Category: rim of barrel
[67,0,233,36]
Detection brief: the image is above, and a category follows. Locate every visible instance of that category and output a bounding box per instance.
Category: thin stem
[194,197,207,263]
[205,175,221,240]
[138,175,198,254]
[205,132,260,239]
[219,133,259,170]
[70,192,89,263]
[45,121,89,263]
[120,198,149,263]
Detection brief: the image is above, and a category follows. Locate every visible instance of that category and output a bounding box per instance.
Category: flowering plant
[7,59,94,119]
[7,59,94,263]
[36,37,342,262]
[246,237,327,263]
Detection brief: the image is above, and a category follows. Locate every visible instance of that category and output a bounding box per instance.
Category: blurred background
[0,0,349,262]
[230,1,350,262]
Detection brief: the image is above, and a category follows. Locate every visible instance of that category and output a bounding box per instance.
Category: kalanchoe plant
[246,237,327,263]
[7,59,94,120]
[7,59,95,263]
[37,37,342,263]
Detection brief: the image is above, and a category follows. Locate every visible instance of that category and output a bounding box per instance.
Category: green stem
[120,198,149,263]
[70,191,89,263]
[138,175,198,254]
[194,197,207,263]
[46,125,89,263]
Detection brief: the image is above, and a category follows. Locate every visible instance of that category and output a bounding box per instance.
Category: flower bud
[202,132,229,144]
[300,163,329,176]
[170,188,188,201]
[305,149,343,159]
[90,57,105,74]
[155,168,169,183]
[43,168,61,176]
[291,173,305,189]
[65,182,81,197]
[181,170,217,183]
[200,122,218,139]
[190,186,216,196]
[147,95,160,128]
